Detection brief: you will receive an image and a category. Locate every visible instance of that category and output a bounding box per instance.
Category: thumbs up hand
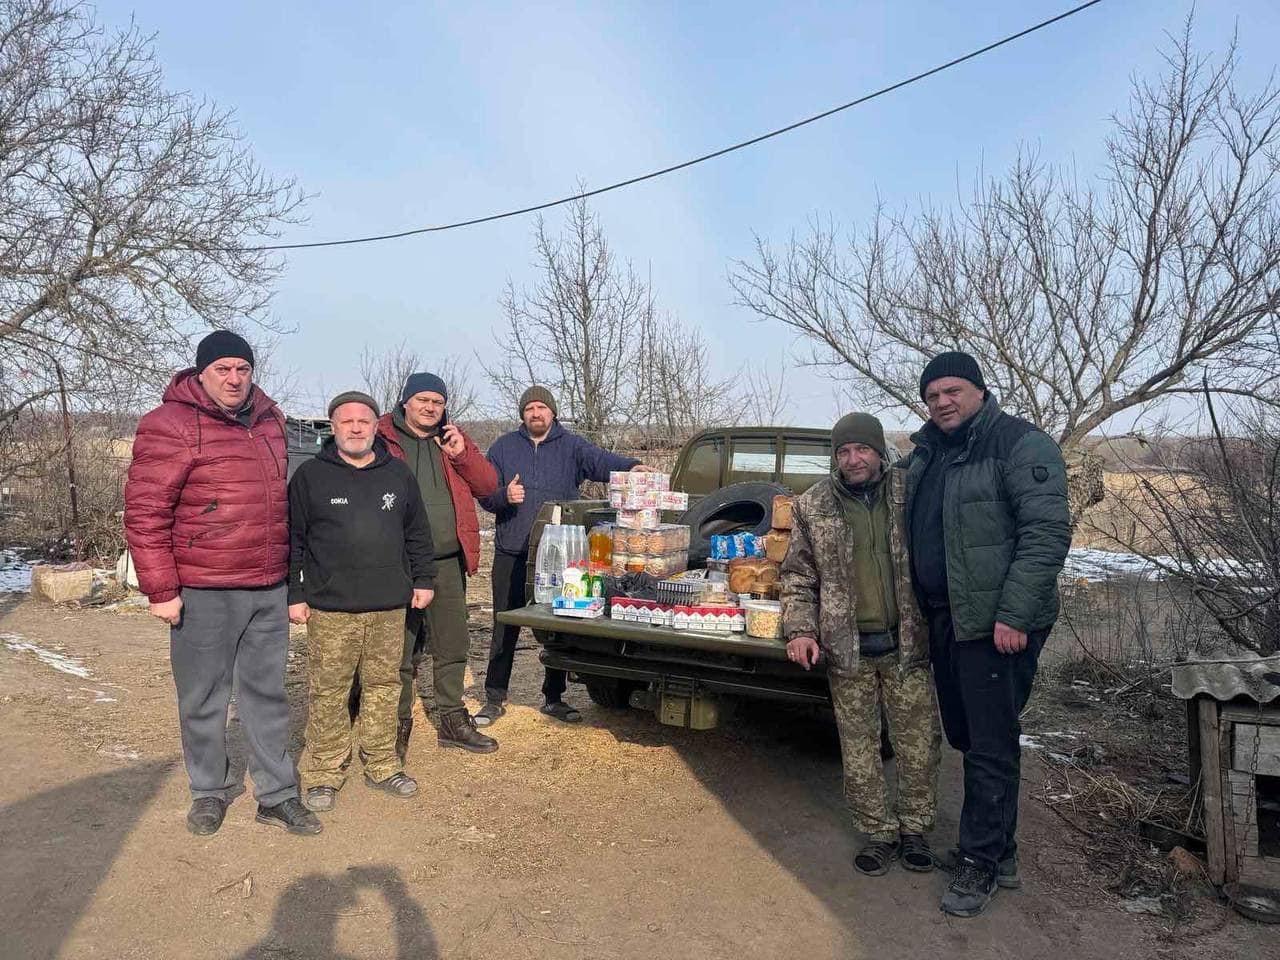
[507,473,525,505]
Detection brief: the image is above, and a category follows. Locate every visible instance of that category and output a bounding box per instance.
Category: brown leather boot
[395,717,413,764]
[438,709,498,754]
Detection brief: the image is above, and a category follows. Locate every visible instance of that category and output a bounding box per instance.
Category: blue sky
[102,1,1279,426]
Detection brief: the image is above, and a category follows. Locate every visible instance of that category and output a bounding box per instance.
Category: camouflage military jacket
[780,467,927,676]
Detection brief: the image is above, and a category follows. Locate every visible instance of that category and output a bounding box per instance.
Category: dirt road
[0,594,1266,960]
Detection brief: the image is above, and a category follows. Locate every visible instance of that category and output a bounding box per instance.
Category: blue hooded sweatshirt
[479,421,639,555]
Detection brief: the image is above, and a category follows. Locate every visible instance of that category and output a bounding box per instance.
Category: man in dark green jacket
[904,352,1070,918]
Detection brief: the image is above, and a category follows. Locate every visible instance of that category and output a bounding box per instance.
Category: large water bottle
[534,525,567,603]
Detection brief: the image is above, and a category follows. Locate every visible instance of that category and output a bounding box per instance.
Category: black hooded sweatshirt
[288,436,436,612]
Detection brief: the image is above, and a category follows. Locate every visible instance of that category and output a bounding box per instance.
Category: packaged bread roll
[771,495,794,530]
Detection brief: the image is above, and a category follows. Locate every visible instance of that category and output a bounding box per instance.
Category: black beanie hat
[400,372,449,405]
[518,385,558,419]
[195,330,254,373]
[919,351,985,400]
[831,412,887,458]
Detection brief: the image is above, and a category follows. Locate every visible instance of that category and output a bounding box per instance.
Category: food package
[744,599,783,639]
[616,508,661,530]
[771,495,794,530]
[656,490,689,511]
[764,531,791,564]
[709,531,766,561]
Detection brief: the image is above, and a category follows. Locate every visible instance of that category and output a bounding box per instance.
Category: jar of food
[744,599,783,639]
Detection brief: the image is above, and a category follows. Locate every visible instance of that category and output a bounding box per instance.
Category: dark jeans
[926,601,1046,874]
[485,549,567,703]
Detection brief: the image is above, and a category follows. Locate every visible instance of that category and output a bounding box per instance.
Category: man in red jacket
[375,372,499,756]
[124,331,320,838]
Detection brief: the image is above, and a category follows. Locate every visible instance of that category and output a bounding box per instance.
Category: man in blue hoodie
[476,386,650,725]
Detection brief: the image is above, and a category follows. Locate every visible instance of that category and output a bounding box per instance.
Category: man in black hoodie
[287,391,436,814]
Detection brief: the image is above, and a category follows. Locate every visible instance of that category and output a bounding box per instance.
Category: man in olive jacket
[781,412,940,880]
[905,351,1071,918]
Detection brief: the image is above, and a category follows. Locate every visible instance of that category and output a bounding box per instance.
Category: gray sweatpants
[169,583,298,807]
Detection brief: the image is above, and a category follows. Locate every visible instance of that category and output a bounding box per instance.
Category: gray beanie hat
[327,390,380,419]
[831,412,887,458]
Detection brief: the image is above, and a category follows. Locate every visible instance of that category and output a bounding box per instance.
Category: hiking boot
[395,717,413,764]
[256,797,323,836]
[303,786,336,813]
[941,857,998,918]
[939,846,1020,888]
[365,771,418,798]
[438,709,498,754]
[186,797,227,836]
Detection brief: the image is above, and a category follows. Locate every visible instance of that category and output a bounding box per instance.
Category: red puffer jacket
[376,413,497,576]
[124,370,289,602]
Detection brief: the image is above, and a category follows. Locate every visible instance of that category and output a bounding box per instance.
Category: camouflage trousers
[830,653,941,841]
[299,609,405,789]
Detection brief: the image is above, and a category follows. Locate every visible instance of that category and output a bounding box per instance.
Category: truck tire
[583,676,642,709]
[680,481,789,566]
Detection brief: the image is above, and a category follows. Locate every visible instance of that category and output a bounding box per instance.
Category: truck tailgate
[496,603,791,662]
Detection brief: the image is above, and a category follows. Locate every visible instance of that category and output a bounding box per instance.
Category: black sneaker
[186,797,227,836]
[255,797,323,836]
[941,857,998,917]
[364,771,418,798]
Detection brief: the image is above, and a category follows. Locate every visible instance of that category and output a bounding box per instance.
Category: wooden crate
[1199,699,1280,887]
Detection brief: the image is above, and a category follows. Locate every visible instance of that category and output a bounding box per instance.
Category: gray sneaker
[941,859,998,918]
[939,846,1020,889]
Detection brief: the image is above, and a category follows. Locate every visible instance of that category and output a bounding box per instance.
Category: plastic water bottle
[534,525,567,603]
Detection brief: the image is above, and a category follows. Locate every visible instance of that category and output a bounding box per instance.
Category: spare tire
[680,481,789,567]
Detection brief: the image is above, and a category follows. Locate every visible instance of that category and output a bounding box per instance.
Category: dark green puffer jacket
[904,394,1071,642]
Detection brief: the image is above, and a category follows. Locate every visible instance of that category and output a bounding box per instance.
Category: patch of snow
[0,547,33,593]
[2,633,91,678]
[1062,547,1251,583]
[1020,735,1042,750]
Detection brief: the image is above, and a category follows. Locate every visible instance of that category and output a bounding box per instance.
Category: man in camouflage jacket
[781,412,941,878]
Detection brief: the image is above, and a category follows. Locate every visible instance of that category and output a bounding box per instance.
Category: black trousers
[926,602,1046,873]
[485,549,567,703]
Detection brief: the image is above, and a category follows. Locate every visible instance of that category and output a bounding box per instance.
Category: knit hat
[196,331,254,373]
[831,412,887,458]
[919,351,985,400]
[400,371,448,405]
[518,385,558,419]
[327,390,380,419]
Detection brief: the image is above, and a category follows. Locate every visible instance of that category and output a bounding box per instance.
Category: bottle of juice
[589,524,613,567]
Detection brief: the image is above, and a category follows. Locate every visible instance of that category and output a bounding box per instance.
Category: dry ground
[0,570,1271,959]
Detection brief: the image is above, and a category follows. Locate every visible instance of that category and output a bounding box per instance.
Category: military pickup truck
[496,426,838,731]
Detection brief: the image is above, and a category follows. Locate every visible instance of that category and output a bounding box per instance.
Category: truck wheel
[583,677,641,709]
[679,481,789,566]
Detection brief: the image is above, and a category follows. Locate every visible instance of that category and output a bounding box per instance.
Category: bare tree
[729,19,1280,457]
[483,194,648,443]
[484,194,769,446]
[0,0,303,432]
[1102,388,1280,657]
[359,339,479,423]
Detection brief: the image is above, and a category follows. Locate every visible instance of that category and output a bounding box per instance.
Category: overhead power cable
[242,0,1106,252]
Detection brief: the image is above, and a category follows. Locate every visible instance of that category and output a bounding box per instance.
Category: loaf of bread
[764,531,791,564]
[771,495,794,530]
[727,557,782,594]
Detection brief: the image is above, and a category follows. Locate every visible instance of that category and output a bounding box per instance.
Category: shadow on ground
[235,865,437,960]
[0,759,175,959]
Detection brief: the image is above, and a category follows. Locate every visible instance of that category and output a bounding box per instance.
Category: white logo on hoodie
[381,492,396,511]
